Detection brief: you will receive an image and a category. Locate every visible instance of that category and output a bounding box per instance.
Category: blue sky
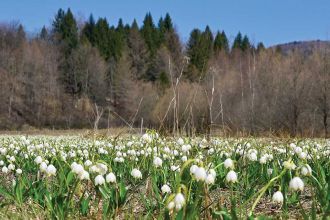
[0,0,329,46]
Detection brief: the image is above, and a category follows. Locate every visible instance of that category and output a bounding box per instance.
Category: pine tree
[141,12,159,57]
[131,19,139,31]
[40,26,48,40]
[117,18,124,30]
[256,42,265,52]
[82,14,96,45]
[17,24,26,42]
[52,8,65,34]
[232,32,242,51]
[109,27,125,61]
[127,19,148,79]
[214,31,224,53]
[93,18,111,59]
[157,13,181,64]
[241,35,251,51]
[63,9,78,50]
[221,31,229,53]
[214,31,229,53]
[51,8,80,95]
[158,17,165,45]
[187,26,213,75]
[52,8,78,53]
[163,13,173,31]
[187,28,202,70]
[200,25,213,63]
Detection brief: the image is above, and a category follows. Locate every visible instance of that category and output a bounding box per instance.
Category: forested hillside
[0,8,329,137]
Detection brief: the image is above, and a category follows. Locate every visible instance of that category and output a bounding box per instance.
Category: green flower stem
[249,169,287,216]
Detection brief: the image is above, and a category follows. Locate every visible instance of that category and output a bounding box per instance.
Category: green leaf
[80,196,91,216]
[66,171,75,186]
[119,182,127,205]
[99,186,110,199]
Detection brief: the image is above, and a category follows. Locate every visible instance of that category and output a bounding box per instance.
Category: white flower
[72,163,84,175]
[248,152,258,161]
[84,160,92,167]
[205,174,215,184]
[226,170,238,183]
[34,156,43,164]
[181,144,191,152]
[267,168,273,176]
[161,184,171,194]
[259,156,267,164]
[46,165,57,176]
[153,157,163,168]
[224,158,234,169]
[289,177,304,191]
[94,175,105,186]
[283,160,296,170]
[209,169,216,178]
[190,165,198,175]
[96,163,108,175]
[89,165,99,173]
[272,191,284,204]
[299,152,307,160]
[177,138,184,145]
[131,168,142,179]
[40,162,47,172]
[106,172,116,183]
[181,155,187,162]
[71,162,77,169]
[2,166,8,173]
[8,164,15,170]
[9,156,15,162]
[167,201,175,210]
[16,169,22,175]
[208,148,215,154]
[174,193,185,210]
[171,165,180,172]
[294,147,302,155]
[290,143,296,148]
[300,164,312,176]
[79,170,90,180]
[0,160,4,166]
[194,167,207,182]
[142,133,152,143]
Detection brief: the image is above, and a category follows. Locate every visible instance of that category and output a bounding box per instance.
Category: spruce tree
[256,42,265,52]
[163,13,173,31]
[117,18,124,30]
[61,8,78,51]
[127,19,148,79]
[187,28,203,77]
[131,19,139,31]
[221,31,229,53]
[52,8,65,34]
[94,18,111,59]
[232,32,242,50]
[52,8,79,95]
[158,17,166,45]
[200,25,213,63]
[187,27,213,74]
[214,31,223,53]
[241,35,251,51]
[82,14,96,45]
[40,26,48,40]
[141,12,159,57]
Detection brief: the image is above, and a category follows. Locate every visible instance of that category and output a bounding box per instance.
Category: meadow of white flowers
[0,132,329,219]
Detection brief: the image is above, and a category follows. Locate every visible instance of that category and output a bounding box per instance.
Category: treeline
[0,8,329,137]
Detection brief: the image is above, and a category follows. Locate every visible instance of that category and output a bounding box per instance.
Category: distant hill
[271,40,330,55]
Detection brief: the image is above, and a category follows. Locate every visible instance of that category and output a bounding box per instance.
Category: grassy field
[0,131,329,219]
